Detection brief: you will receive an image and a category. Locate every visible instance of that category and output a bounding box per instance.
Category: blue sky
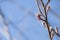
[0,0,60,40]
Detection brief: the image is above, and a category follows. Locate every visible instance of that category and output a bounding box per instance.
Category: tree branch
[35,0,45,18]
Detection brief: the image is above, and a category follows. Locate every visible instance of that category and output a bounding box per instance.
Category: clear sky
[0,0,60,40]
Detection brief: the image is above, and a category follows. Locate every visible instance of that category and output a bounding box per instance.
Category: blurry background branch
[0,8,13,40]
[0,8,29,40]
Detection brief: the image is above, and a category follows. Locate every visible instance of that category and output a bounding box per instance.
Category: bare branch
[35,0,45,18]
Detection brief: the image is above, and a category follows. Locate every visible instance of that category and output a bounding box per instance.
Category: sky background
[0,0,60,40]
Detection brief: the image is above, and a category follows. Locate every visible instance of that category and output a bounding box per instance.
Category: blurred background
[0,0,60,40]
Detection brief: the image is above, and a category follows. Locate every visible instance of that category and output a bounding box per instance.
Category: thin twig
[35,0,45,18]
[45,0,50,9]
[52,29,60,37]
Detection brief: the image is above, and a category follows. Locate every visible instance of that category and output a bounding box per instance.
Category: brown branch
[40,0,46,17]
[46,20,52,40]
[40,18,46,22]
[35,0,45,18]
[40,0,52,40]
[45,0,50,8]
[40,0,44,7]
[56,33,60,37]
[35,0,60,40]
[52,29,60,37]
